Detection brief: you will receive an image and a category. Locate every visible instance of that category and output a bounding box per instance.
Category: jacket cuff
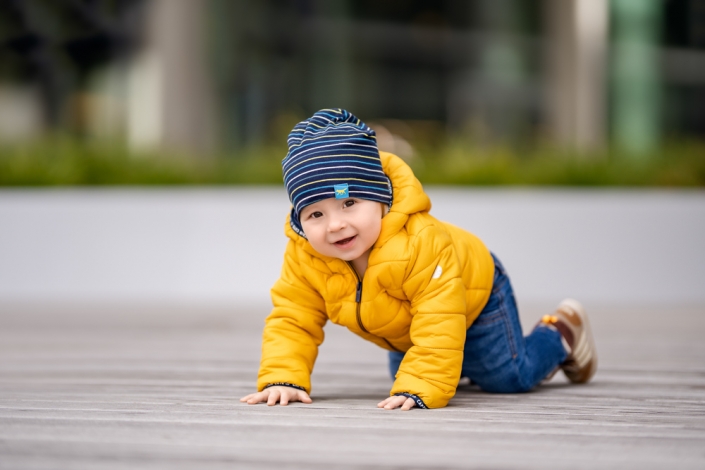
[263,382,307,392]
[393,392,428,409]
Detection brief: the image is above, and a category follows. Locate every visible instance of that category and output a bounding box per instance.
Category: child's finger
[267,390,280,406]
[377,397,393,408]
[299,392,313,403]
[280,392,290,406]
[245,393,259,405]
[240,393,256,402]
[383,396,407,410]
[246,392,264,404]
[400,398,415,411]
[378,396,400,408]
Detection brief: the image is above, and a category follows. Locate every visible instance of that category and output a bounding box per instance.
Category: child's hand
[377,395,416,411]
[240,386,312,406]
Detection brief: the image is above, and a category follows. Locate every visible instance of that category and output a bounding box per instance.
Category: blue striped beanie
[283,109,393,238]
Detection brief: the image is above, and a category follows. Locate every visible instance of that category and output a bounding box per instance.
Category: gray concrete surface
[1,302,704,469]
[1,187,704,304]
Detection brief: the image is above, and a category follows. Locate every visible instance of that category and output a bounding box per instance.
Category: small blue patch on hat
[333,183,349,199]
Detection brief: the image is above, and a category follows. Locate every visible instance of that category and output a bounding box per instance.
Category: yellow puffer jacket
[258,152,495,408]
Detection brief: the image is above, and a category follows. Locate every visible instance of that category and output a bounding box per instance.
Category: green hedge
[411,140,705,186]
[1,137,704,187]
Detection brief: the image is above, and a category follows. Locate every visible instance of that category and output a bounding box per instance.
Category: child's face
[300,197,384,263]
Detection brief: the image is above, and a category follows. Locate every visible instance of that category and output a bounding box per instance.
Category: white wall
[1,188,703,305]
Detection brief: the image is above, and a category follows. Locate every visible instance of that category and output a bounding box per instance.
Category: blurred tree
[0,0,145,134]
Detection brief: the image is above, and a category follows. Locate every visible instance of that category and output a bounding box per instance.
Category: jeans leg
[461,254,567,393]
[388,351,405,379]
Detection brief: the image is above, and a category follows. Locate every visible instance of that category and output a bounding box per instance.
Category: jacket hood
[284,152,431,249]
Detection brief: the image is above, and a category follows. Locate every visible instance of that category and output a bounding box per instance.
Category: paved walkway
[1,302,704,469]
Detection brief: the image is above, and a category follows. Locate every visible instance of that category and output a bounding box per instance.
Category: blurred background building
[1,0,704,157]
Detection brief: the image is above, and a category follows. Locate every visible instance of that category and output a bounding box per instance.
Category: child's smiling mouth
[333,235,357,247]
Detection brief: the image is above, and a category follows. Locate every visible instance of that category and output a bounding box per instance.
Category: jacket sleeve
[257,240,328,393]
[392,225,468,408]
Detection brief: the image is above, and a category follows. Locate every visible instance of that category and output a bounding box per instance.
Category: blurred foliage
[410,139,705,187]
[1,135,704,187]
[0,137,284,186]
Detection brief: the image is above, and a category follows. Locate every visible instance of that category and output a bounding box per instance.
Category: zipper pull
[355,282,362,303]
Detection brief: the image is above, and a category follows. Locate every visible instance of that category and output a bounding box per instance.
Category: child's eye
[310,211,323,219]
[343,200,356,208]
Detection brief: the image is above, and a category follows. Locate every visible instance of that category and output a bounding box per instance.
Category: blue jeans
[388,254,567,393]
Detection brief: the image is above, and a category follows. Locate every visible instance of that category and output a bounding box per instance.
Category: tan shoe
[541,299,597,384]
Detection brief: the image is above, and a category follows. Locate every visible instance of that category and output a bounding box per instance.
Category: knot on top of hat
[285,109,376,154]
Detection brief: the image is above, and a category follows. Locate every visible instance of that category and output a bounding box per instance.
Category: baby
[241,109,596,410]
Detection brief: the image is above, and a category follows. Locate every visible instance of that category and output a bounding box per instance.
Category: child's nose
[327,215,347,231]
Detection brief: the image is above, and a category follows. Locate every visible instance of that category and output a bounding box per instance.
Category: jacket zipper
[347,262,401,352]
